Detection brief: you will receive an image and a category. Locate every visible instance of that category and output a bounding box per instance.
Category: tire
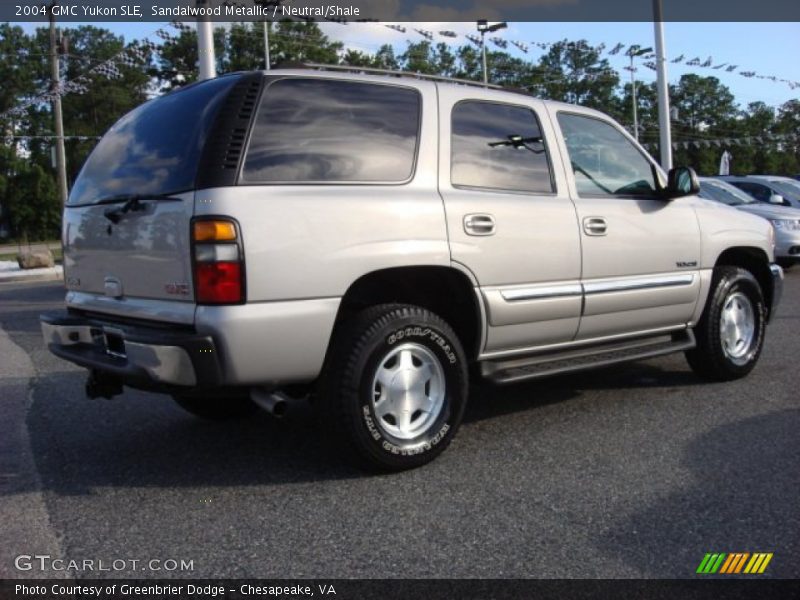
[776,258,794,271]
[685,266,766,381]
[318,304,468,471]
[172,392,257,420]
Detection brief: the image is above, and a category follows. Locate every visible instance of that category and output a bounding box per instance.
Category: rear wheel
[685,266,766,381]
[319,304,468,471]
[172,392,257,420]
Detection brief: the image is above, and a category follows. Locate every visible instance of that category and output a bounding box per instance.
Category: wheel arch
[714,246,774,317]
[328,265,484,362]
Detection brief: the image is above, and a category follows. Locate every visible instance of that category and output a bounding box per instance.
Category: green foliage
[5,162,59,240]
[1,23,799,241]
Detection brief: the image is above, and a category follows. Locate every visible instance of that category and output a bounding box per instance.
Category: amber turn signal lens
[193,220,237,242]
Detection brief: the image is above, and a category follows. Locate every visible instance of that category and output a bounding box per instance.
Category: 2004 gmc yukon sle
[41,67,784,470]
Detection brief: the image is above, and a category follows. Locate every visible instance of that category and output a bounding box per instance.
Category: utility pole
[626,45,652,142]
[653,0,673,169]
[49,1,68,205]
[196,0,216,80]
[263,20,270,70]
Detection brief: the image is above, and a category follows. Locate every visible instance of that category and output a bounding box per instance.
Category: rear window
[68,76,239,206]
[241,78,421,183]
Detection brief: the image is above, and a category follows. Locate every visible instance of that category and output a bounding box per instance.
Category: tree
[536,40,620,109]
[669,74,739,174]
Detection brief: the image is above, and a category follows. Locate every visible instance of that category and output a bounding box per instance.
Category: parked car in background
[718,175,800,209]
[699,177,800,269]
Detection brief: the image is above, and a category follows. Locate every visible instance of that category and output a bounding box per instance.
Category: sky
[17,20,800,109]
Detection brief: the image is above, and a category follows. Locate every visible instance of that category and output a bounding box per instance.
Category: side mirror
[768,194,785,205]
[664,166,700,199]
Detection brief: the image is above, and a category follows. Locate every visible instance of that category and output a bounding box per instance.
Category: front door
[551,109,702,341]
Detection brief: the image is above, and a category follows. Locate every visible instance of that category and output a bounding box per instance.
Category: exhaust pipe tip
[251,388,292,418]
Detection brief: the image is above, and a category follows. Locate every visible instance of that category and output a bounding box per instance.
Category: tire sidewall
[346,312,467,467]
[708,270,765,376]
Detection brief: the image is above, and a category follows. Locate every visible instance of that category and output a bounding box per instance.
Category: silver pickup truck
[41,67,783,470]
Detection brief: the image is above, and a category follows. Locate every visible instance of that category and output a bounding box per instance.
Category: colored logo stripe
[744,553,773,574]
[719,553,749,573]
[697,552,773,574]
[697,553,726,574]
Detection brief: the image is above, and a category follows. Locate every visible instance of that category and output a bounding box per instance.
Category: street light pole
[481,30,488,85]
[476,20,507,86]
[48,2,68,206]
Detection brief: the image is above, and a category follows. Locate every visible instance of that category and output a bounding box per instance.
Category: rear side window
[451,100,554,194]
[69,75,239,206]
[242,79,420,183]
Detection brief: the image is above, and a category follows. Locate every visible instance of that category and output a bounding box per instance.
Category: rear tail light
[192,218,244,304]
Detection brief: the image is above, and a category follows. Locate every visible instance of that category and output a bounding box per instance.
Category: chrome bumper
[769,263,784,319]
[40,312,222,388]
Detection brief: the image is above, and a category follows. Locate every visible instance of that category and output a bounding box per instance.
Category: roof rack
[301,62,507,91]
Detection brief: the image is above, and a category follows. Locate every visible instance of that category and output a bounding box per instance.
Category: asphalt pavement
[0,273,798,579]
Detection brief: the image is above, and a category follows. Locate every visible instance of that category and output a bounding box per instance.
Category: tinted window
[732,181,771,202]
[768,181,800,203]
[558,113,658,197]
[698,180,755,206]
[242,79,420,183]
[69,76,238,206]
[451,101,553,193]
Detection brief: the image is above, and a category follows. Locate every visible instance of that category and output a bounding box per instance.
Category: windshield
[698,180,757,206]
[68,76,240,206]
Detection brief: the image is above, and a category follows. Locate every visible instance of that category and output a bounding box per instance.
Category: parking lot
[1,272,798,579]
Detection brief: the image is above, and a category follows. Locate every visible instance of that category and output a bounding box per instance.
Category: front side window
[451,101,554,194]
[557,112,659,198]
[733,182,771,202]
[242,78,420,183]
[698,180,755,206]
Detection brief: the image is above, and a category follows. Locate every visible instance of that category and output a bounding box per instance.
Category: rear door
[551,109,702,340]
[62,76,242,321]
[438,86,582,355]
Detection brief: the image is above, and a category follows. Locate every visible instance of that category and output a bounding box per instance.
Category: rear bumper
[769,263,784,319]
[40,311,223,389]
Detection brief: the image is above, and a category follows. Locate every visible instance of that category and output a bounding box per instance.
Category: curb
[0,269,64,285]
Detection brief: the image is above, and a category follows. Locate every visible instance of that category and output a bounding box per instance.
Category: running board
[480,330,696,385]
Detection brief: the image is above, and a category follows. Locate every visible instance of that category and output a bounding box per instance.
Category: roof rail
[301,62,507,91]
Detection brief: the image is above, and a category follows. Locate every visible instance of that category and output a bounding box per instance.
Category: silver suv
[42,67,783,470]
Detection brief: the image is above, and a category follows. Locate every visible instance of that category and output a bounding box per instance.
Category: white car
[719,175,800,209]
[699,178,800,269]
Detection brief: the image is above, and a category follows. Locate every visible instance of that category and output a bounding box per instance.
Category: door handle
[583,217,607,236]
[464,213,496,236]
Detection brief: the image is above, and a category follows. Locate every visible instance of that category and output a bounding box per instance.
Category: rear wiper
[99,193,182,224]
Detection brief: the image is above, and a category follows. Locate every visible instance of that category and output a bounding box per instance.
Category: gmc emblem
[165,283,190,295]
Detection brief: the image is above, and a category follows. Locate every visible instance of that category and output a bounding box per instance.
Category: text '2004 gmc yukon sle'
[42,67,784,470]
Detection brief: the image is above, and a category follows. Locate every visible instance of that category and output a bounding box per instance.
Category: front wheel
[685,266,766,381]
[319,304,468,471]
